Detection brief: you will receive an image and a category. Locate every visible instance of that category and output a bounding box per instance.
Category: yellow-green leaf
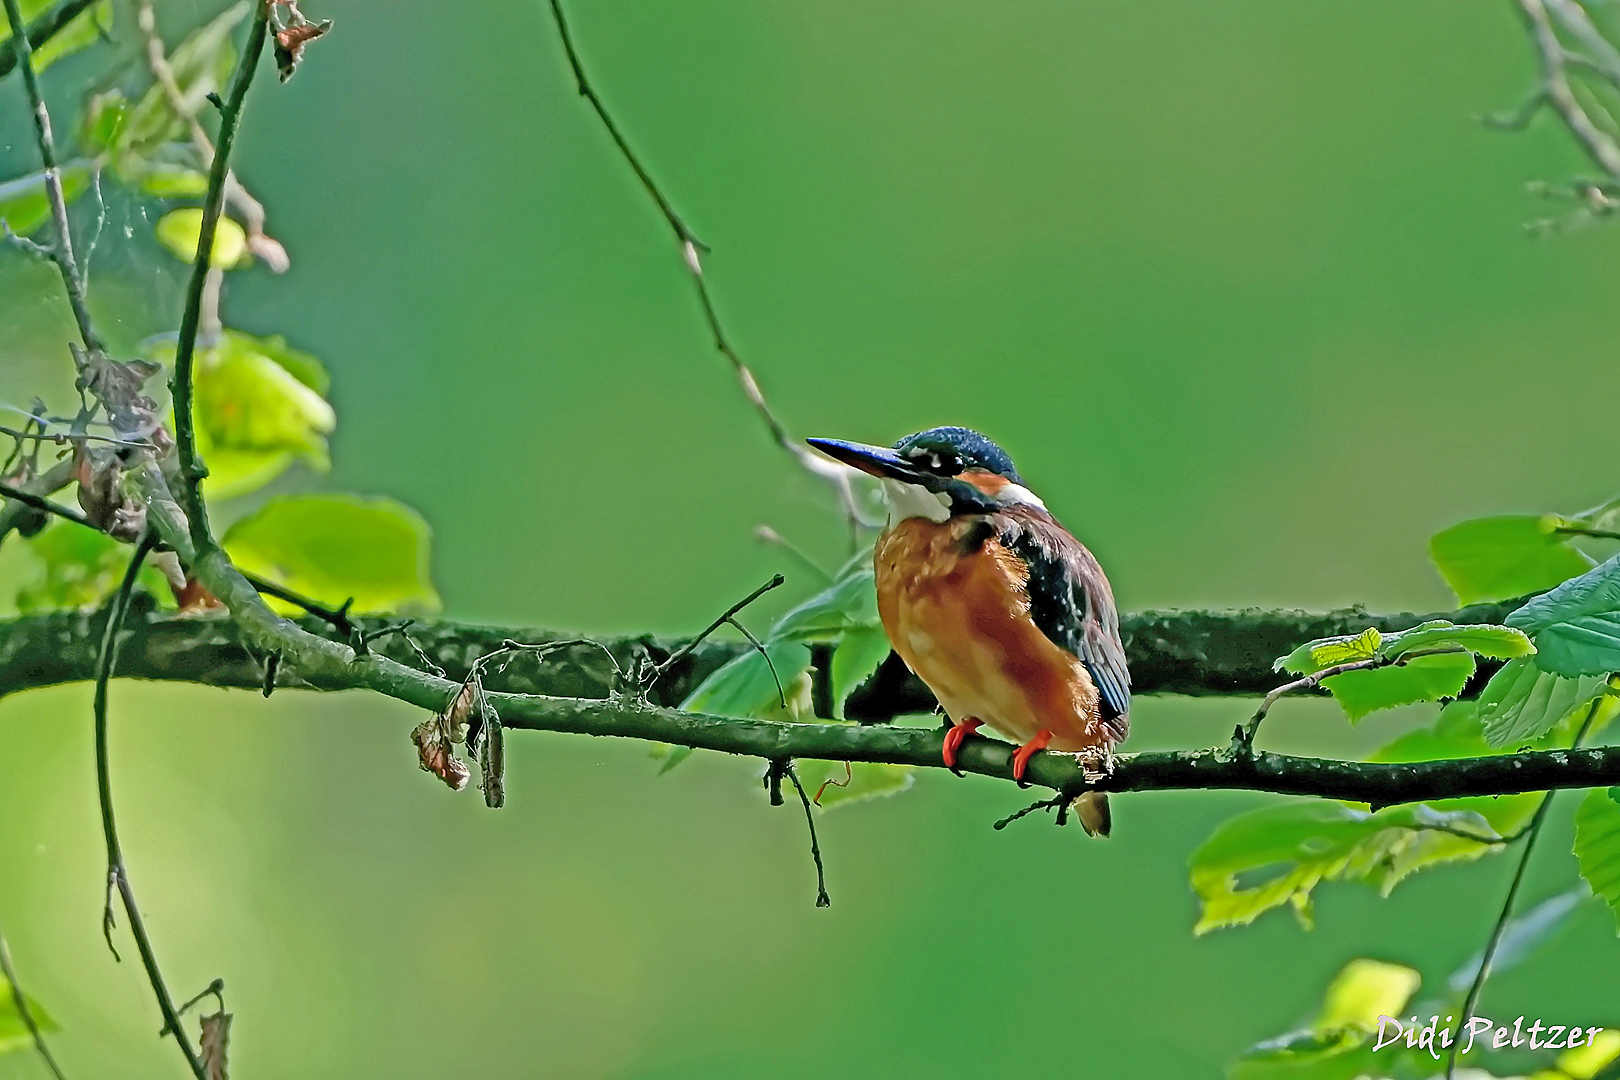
[0,987,58,1056]
[1430,515,1593,605]
[1573,787,1620,933]
[1313,959,1420,1035]
[155,208,249,268]
[223,494,440,615]
[0,164,90,237]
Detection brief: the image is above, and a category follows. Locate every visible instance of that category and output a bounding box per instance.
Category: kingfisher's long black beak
[806,437,925,483]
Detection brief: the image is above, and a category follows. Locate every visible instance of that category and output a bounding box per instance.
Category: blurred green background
[3,0,1620,1075]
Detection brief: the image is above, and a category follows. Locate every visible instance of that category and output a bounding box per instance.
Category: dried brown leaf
[198,1011,231,1080]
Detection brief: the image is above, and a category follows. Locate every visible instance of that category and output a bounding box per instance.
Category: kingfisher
[806,427,1129,836]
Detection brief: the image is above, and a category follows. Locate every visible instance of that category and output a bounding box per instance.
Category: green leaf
[1430,515,1593,605]
[1560,1028,1620,1080]
[137,164,210,198]
[769,567,877,643]
[14,520,167,614]
[1475,656,1606,748]
[1319,652,1475,721]
[1505,553,1620,677]
[1275,627,1381,675]
[82,90,130,154]
[830,623,891,717]
[30,0,112,70]
[1448,886,1589,991]
[0,163,90,236]
[681,640,812,720]
[790,760,913,808]
[145,330,335,498]
[1573,787,1620,933]
[223,494,440,615]
[650,743,694,775]
[1314,958,1421,1034]
[1368,700,1541,836]
[1229,959,1422,1080]
[1190,801,1503,934]
[155,208,249,268]
[1377,621,1535,662]
[0,987,59,1056]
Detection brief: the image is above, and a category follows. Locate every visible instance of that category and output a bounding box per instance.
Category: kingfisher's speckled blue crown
[806,426,1022,488]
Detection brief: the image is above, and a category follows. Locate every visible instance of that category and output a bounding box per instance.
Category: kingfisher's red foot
[1011,729,1054,786]
[942,718,984,776]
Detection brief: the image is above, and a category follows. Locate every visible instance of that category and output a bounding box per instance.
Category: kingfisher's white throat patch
[882,478,951,523]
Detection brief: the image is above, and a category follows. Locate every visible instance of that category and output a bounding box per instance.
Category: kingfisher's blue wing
[998,514,1131,737]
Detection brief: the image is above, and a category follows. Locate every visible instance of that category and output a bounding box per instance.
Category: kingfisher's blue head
[807,426,1045,523]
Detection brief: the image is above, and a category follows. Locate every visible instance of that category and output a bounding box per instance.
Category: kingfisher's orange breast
[873,516,1108,752]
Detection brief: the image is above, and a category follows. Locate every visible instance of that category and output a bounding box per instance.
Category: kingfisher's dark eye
[906,446,963,475]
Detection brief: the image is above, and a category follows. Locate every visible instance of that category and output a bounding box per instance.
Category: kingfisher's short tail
[1073,791,1111,837]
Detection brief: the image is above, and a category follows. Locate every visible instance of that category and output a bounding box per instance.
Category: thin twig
[653,573,784,678]
[130,0,287,272]
[1511,0,1620,179]
[93,531,208,1079]
[1236,646,1470,752]
[783,763,831,908]
[169,0,270,555]
[0,931,68,1080]
[0,479,89,527]
[992,795,1065,830]
[1443,700,1602,1080]
[1556,525,1620,541]
[0,0,102,354]
[242,571,354,634]
[541,0,876,531]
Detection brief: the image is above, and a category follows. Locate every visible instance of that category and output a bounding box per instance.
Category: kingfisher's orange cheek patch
[962,471,1009,496]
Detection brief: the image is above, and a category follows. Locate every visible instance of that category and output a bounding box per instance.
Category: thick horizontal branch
[0,594,1525,712]
[0,592,1608,803]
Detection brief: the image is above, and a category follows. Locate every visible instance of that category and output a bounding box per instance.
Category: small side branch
[0,0,102,353]
[541,0,875,529]
[1510,0,1620,179]
[0,931,68,1080]
[782,763,831,908]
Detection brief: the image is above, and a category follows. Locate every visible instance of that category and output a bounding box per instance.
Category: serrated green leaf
[223,494,440,615]
[1475,657,1606,748]
[681,640,812,719]
[29,0,111,70]
[13,520,167,613]
[155,208,248,268]
[1275,627,1380,676]
[1573,787,1620,933]
[0,163,90,236]
[1430,515,1593,605]
[1378,621,1534,662]
[1320,652,1475,721]
[830,623,891,717]
[791,759,913,808]
[0,986,59,1056]
[1190,801,1503,934]
[1505,553,1620,677]
[1448,886,1588,992]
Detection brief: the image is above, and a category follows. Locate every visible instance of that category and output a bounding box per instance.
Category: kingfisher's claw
[942,717,984,776]
[1011,729,1055,786]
